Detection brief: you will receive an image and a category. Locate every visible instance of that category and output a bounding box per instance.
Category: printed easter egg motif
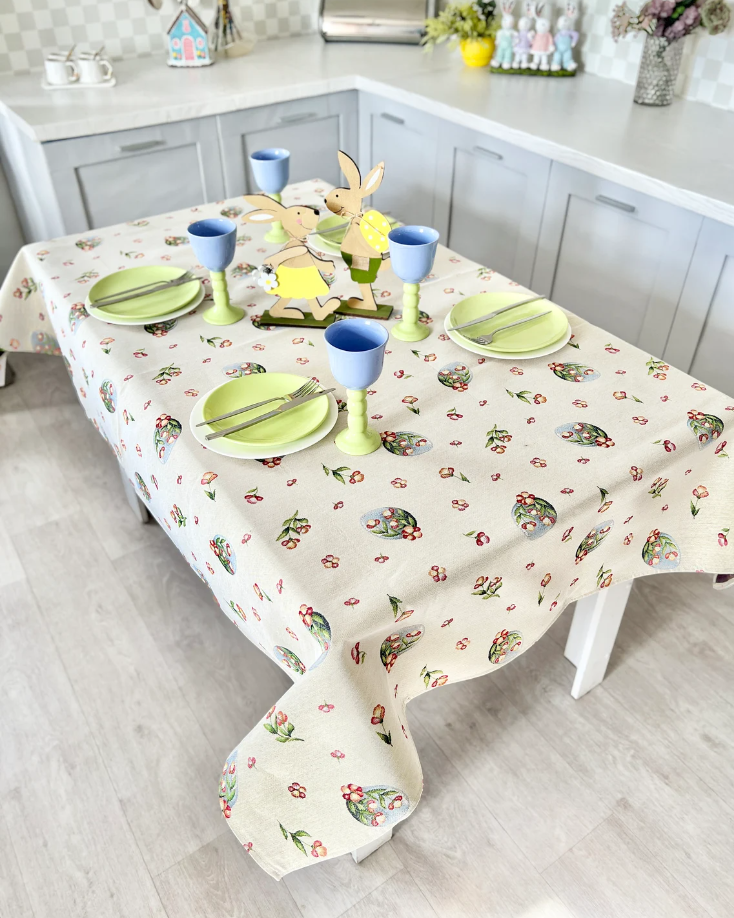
[343,784,410,828]
[210,534,236,575]
[359,210,391,253]
[68,302,89,334]
[437,362,472,392]
[555,421,614,448]
[381,431,432,457]
[489,629,522,665]
[144,319,178,337]
[30,330,61,355]
[231,263,258,278]
[219,750,238,818]
[164,236,188,247]
[360,507,421,540]
[641,529,681,570]
[512,492,557,540]
[99,379,116,413]
[548,362,600,382]
[575,520,614,564]
[154,413,182,464]
[75,236,102,252]
[222,362,267,378]
[274,645,307,676]
[380,625,425,672]
[220,206,243,219]
[687,410,724,449]
[134,472,151,502]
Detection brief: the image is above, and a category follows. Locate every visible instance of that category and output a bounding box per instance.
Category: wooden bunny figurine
[492,0,517,69]
[513,1,535,68]
[552,1,579,71]
[243,195,340,322]
[529,3,554,70]
[324,151,392,314]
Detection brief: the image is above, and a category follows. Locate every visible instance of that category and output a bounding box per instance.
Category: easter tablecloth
[1,179,732,880]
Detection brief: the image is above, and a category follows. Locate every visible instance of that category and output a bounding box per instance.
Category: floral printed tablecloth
[1,179,732,880]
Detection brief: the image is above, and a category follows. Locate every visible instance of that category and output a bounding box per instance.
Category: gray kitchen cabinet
[531,163,703,354]
[43,117,225,234]
[434,125,551,286]
[358,94,442,227]
[665,218,734,395]
[218,92,358,196]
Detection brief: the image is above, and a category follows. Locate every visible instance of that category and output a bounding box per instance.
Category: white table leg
[564,581,633,699]
[351,827,392,864]
[0,352,14,387]
[119,466,150,524]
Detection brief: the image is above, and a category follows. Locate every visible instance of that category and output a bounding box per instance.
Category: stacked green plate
[447,293,570,356]
[88,267,201,322]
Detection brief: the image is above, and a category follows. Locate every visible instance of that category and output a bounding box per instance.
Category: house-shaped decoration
[167,3,212,67]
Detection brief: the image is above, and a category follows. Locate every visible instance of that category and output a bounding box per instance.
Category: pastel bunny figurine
[324,151,390,312]
[551,1,579,71]
[513,1,535,68]
[491,0,517,69]
[243,195,340,321]
[529,3,554,70]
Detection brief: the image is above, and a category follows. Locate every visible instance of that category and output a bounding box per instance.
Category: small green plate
[313,215,400,255]
[89,267,200,321]
[203,373,329,447]
[449,293,568,353]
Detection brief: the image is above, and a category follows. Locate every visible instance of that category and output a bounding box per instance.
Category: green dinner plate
[449,293,568,353]
[203,373,330,447]
[313,215,400,254]
[89,267,201,321]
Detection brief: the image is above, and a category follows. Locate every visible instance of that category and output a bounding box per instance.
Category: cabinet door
[665,218,734,394]
[218,92,358,196]
[434,125,550,286]
[43,118,225,233]
[532,163,702,354]
[358,94,441,227]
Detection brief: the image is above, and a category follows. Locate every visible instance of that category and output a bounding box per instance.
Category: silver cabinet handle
[595,194,636,214]
[473,145,503,162]
[116,139,166,153]
[381,112,405,125]
[278,111,318,124]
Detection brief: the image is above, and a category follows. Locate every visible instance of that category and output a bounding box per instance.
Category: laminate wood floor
[2,353,734,918]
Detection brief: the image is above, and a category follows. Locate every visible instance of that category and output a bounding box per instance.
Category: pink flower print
[475,532,490,546]
[375,554,389,563]
[605,345,620,354]
[456,637,470,651]
[530,457,547,468]
[447,410,463,420]
[560,487,574,494]
[331,750,345,759]
[402,395,418,404]
[613,391,626,400]
[275,711,288,727]
[402,525,422,541]
[429,565,447,582]
[527,418,535,424]
[247,757,256,768]
[311,840,327,858]
[572,399,588,408]
[577,458,590,464]
[718,532,729,547]
[632,416,648,425]
[541,573,552,588]
[533,394,546,404]
[662,440,676,452]
[452,499,469,511]
[394,369,406,378]
[318,702,334,713]
[510,366,524,375]
[287,479,297,486]
[349,471,364,484]
[623,533,633,546]
[491,473,500,481]
[296,357,309,365]
[321,554,339,568]
[692,382,706,391]
[442,619,453,627]
[390,476,408,490]
[431,675,449,688]
[288,782,306,799]
[371,704,386,725]
[243,842,253,853]
[345,597,360,607]
[629,466,643,481]
[241,533,251,544]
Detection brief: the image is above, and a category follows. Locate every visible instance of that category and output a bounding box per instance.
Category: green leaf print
[264,708,304,743]
[322,463,351,484]
[506,389,532,404]
[279,824,310,857]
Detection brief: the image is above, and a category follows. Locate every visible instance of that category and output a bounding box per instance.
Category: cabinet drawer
[532,163,702,354]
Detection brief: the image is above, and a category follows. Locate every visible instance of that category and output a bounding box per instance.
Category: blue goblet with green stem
[325,318,388,456]
[249,148,290,244]
[187,217,244,326]
[388,225,439,342]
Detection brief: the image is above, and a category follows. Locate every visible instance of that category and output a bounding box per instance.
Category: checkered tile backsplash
[1,0,733,111]
[0,0,317,74]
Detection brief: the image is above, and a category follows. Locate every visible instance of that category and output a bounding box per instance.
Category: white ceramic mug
[77,57,114,84]
[44,57,78,85]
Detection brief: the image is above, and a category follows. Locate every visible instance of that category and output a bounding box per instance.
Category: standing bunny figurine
[551,1,579,71]
[529,2,554,70]
[513,1,535,68]
[243,195,341,322]
[491,1,517,69]
[324,151,392,315]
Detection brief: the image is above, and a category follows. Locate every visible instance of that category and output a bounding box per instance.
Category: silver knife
[447,294,547,332]
[205,388,335,441]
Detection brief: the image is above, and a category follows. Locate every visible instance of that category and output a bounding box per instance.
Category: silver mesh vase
[634,35,684,106]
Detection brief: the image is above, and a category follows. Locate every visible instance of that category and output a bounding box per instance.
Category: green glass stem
[335,388,381,456]
[203,269,244,325]
[392,282,430,341]
[264,191,290,244]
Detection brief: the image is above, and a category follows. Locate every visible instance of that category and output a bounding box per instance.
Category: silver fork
[469,311,552,347]
[196,379,320,428]
[92,270,197,308]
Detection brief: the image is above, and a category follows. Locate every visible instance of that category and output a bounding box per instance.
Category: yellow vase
[460,37,495,68]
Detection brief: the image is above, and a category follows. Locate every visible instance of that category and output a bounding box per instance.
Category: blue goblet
[388,225,439,342]
[325,318,388,455]
[187,218,244,326]
[249,148,290,244]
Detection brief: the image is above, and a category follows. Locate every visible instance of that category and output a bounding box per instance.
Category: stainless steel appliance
[319,0,435,44]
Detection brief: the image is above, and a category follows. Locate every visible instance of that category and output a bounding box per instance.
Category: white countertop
[2,34,734,226]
